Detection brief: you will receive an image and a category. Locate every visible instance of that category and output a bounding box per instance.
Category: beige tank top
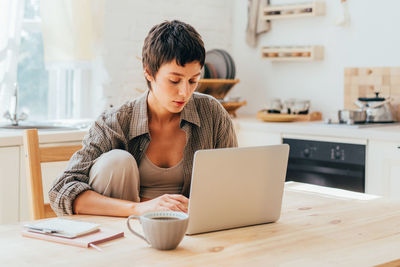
[138,154,184,199]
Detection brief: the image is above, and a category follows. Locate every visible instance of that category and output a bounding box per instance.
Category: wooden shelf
[262,1,325,20]
[196,79,240,99]
[221,101,247,118]
[261,46,324,62]
[198,79,239,84]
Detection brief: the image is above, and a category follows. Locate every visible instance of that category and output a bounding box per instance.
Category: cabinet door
[237,130,281,147]
[0,147,20,224]
[20,141,80,221]
[367,140,400,199]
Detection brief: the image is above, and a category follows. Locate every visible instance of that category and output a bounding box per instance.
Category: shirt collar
[180,93,201,128]
[128,91,201,140]
[129,91,150,140]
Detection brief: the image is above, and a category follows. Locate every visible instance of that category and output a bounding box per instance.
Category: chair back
[23,129,82,220]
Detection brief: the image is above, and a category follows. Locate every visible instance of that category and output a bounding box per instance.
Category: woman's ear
[144,68,154,82]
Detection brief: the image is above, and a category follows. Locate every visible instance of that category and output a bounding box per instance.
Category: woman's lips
[174,101,185,106]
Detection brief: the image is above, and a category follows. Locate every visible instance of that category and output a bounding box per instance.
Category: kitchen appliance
[330,92,397,126]
[338,109,366,124]
[283,138,365,193]
[355,92,395,123]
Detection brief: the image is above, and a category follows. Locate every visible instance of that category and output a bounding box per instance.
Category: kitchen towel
[246,0,270,48]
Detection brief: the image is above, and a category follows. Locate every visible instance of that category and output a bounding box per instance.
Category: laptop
[186,144,289,235]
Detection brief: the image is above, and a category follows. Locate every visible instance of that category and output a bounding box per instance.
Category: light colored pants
[89,149,140,202]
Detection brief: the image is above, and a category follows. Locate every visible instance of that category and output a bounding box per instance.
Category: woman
[49,20,237,217]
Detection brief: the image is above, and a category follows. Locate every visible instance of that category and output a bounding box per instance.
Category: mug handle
[127,215,150,244]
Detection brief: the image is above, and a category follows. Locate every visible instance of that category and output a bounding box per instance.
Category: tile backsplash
[344,67,400,120]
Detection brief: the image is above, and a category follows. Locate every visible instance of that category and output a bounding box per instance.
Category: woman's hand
[134,194,189,215]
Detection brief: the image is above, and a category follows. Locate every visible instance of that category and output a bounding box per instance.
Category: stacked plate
[202,49,236,79]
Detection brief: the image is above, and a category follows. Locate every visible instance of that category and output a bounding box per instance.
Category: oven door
[283,138,366,193]
[285,158,365,193]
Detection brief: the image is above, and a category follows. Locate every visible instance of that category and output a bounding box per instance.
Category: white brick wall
[93,0,233,115]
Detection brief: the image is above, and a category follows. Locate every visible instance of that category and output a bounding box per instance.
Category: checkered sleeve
[48,109,128,216]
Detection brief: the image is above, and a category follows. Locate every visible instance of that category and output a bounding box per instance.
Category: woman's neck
[147,91,180,124]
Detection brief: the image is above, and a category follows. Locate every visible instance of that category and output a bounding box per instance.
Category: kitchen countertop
[0,114,400,147]
[0,128,89,147]
[234,115,400,143]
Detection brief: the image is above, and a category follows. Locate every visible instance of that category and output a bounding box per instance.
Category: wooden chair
[23,129,82,220]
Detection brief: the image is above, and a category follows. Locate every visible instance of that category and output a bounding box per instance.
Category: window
[17,0,90,121]
[17,0,48,121]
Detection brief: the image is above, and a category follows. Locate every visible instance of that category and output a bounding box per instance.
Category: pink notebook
[22,227,124,248]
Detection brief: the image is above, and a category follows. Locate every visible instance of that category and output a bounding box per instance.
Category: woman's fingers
[158,195,187,212]
[160,201,182,212]
[165,198,187,212]
[168,194,189,205]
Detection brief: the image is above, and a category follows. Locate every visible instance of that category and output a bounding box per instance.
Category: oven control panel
[282,138,365,165]
[331,145,345,161]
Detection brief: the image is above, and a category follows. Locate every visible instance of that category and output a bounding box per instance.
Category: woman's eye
[169,79,198,85]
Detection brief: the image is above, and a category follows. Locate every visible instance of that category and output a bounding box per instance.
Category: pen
[25,226,60,234]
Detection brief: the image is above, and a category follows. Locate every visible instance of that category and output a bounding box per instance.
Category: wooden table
[1,182,400,266]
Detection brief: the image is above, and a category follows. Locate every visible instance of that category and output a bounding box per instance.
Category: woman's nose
[178,82,191,97]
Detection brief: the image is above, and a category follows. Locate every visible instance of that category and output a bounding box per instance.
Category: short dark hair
[142,20,205,89]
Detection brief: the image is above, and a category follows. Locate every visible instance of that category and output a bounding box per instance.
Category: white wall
[231,0,400,119]
[94,0,232,115]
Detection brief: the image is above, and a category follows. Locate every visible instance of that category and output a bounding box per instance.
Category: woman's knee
[88,150,140,201]
[95,149,137,170]
[89,149,138,185]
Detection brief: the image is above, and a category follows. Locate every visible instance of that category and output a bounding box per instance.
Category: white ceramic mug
[127,211,189,250]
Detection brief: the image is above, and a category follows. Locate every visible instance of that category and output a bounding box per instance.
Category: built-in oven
[282,138,366,193]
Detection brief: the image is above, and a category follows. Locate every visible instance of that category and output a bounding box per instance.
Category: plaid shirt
[49,91,238,215]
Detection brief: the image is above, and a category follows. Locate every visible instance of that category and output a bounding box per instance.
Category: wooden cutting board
[257,111,322,122]
[344,67,400,120]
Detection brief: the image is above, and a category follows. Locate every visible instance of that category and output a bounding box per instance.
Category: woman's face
[146,60,201,114]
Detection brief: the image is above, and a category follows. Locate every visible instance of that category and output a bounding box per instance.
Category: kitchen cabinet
[0,129,87,223]
[366,140,400,199]
[0,146,20,224]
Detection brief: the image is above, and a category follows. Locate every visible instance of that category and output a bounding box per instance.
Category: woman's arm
[73,190,189,216]
[73,190,137,217]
